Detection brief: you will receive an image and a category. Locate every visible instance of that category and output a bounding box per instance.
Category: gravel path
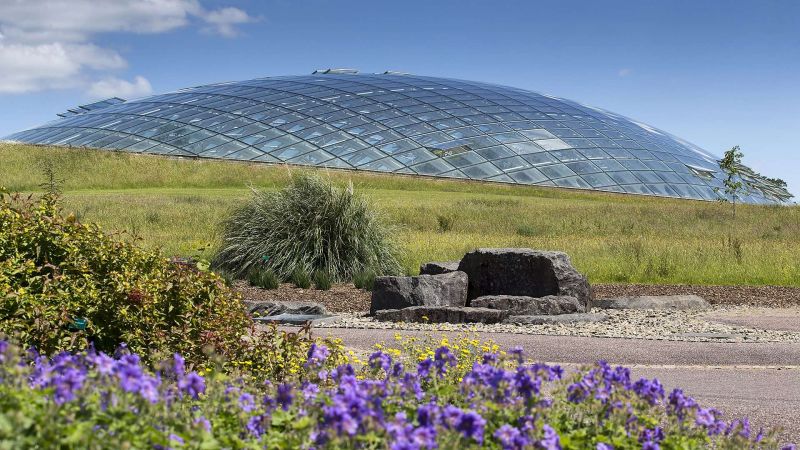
[313,306,800,343]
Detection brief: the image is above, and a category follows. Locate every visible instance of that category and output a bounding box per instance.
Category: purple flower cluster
[0,339,793,449]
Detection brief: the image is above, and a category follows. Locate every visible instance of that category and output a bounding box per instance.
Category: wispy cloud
[88,76,153,99]
[618,68,632,77]
[0,0,258,95]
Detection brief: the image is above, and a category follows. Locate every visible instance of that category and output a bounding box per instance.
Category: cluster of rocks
[371,248,596,324]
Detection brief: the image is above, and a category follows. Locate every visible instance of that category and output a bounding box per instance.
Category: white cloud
[618,68,632,77]
[0,0,257,95]
[88,76,153,99]
[202,7,258,37]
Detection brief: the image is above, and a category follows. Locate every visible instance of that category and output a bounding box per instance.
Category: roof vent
[312,68,359,75]
[57,97,126,118]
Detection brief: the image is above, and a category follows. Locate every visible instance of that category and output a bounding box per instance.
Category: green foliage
[248,268,280,290]
[213,173,402,282]
[312,270,332,291]
[352,269,377,291]
[291,268,311,289]
[436,214,454,232]
[0,190,343,378]
[717,145,746,217]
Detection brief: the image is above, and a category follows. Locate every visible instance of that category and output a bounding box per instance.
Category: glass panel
[509,167,547,183]
[493,156,530,171]
[539,164,576,179]
[444,151,485,168]
[411,159,455,175]
[462,162,502,179]
[536,138,572,151]
[361,157,404,172]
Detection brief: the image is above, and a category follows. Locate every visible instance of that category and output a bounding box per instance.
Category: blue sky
[1,0,798,196]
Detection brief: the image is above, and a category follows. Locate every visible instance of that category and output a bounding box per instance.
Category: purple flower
[276,383,293,410]
[302,382,319,401]
[137,374,161,403]
[417,358,433,379]
[172,353,186,378]
[442,405,463,427]
[88,352,115,376]
[667,389,697,421]
[509,346,524,363]
[596,443,613,450]
[369,351,393,373]
[632,378,665,405]
[178,372,205,399]
[306,343,330,368]
[246,415,267,438]
[455,410,486,443]
[695,408,715,427]
[239,392,256,412]
[494,424,522,449]
[538,424,561,450]
[194,416,212,432]
[433,347,456,376]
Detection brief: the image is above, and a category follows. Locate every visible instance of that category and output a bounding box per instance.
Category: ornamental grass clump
[0,337,791,449]
[213,173,402,282]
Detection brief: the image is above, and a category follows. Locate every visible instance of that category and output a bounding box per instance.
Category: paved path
[309,328,800,443]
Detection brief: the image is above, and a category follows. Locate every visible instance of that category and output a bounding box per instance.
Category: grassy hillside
[2,143,798,286]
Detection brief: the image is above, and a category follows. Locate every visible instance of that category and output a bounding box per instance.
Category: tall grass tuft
[213,173,402,282]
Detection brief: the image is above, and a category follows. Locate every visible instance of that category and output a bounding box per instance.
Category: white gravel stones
[313,306,800,343]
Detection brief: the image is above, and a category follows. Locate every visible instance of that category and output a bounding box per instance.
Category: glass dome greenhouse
[4,70,792,204]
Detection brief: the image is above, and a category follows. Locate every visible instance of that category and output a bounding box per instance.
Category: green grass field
[2,143,798,286]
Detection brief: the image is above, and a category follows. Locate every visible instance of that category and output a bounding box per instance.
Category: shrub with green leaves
[213,173,402,282]
[0,189,342,378]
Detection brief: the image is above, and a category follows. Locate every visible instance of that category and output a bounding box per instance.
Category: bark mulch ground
[235,280,800,313]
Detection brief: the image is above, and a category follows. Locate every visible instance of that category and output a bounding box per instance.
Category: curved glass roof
[4,72,792,204]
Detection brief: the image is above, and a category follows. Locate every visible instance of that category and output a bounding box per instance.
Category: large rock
[253,314,339,325]
[471,295,584,315]
[595,295,710,310]
[458,248,592,309]
[504,313,607,325]
[370,271,468,315]
[419,261,460,275]
[375,306,508,324]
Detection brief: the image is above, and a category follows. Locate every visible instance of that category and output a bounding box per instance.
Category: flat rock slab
[253,314,340,325]
[375,306,508,324]
[458,248,592,310]
[419,261,460,275]
[471,294,584,315]
[244,300,328,316]
[504,313,608,325]
[370,271,468,315]
[595,295,710,310]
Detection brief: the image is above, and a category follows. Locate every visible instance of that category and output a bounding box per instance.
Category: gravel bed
[312,306,800,343]
[234,280,370,313]
[594,284,800,308]
[236,282,800,313]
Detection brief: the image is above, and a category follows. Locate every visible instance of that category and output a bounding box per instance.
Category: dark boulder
[419,261,460,275]
[375,306,508,324]
[370,271,468,315]
[458,248,592,310]
[471,295,584,315]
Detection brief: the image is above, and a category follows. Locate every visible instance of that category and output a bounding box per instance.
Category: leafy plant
[248,268,280,290]
[717,145,747,218]
[0,190,340,378]
[291,268,311,289]
[312,270,332,291]
[352,270,377,291]
[213,173,402,282]
[436,214,454,232]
